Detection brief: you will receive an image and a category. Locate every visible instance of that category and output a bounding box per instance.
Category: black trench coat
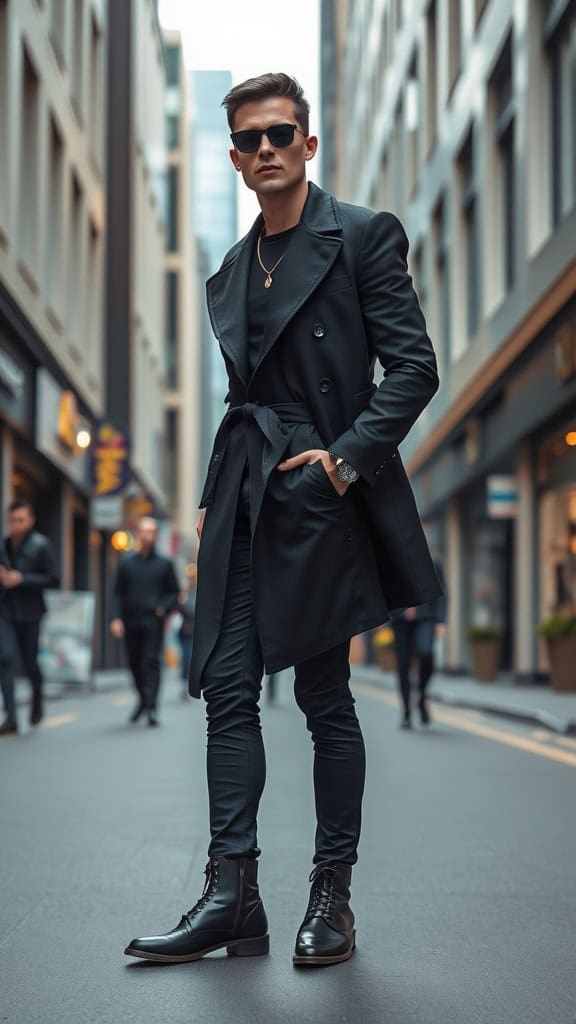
[188,183,442,697]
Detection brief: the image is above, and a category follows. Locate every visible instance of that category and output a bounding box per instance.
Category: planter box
[545,634,576,692]
[469,640,500,682]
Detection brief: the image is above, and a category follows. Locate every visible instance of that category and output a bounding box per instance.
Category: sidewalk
[351,665,576,736]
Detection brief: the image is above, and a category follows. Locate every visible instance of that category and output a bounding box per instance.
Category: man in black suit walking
[0,500,59,735]
[125,74,441,967]
[110,517,179,727]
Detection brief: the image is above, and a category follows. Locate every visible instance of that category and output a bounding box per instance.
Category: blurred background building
[163,30,201,577]
[190,70,238,471]
[322,0,576,681]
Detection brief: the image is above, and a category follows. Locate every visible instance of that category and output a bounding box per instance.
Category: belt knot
[241,402,259,420]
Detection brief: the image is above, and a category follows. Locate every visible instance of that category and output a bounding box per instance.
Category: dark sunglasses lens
[266,124,296,148]
[232,130,262,153]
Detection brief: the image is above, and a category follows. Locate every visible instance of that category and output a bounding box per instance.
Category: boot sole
[293,931,356,967]
[124,934,270,963]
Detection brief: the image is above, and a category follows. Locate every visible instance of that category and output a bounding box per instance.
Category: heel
[227,934,270,958]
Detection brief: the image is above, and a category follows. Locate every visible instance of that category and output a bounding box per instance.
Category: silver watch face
[337,460,359,484]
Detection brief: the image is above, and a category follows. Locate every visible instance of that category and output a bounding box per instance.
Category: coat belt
[200,402,314,507]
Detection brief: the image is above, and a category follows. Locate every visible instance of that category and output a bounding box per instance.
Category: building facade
[190,70,238,474]
[322,0,576,679]
[0,0,106,598]
[163,31,201,571]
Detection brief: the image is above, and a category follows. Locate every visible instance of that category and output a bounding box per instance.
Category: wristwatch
[329,453,360,484]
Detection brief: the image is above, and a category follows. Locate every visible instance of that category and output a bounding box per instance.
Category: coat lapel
[206,183,343,390]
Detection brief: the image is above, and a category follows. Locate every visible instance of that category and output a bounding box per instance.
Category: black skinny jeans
[393,618,435,716]
[202,474,366,865]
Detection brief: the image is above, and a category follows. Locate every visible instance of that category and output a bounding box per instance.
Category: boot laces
[185,860,219,920]
[306,864,338,920]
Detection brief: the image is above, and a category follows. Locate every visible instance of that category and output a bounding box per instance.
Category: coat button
[345,530,354,542]
[313,323,325,338]
[375,466,384,475]
[319,378,332,394]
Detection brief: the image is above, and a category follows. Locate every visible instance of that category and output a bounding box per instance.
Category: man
[392,555,448,729]
[110,518,179,727]
[0,500,59,735]
[125,74,441,967]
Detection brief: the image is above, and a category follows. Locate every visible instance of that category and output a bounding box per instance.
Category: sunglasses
[230,123,306,154]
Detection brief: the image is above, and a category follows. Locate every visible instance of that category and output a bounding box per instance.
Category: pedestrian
[0,500,60,736]
[125,73,442,967]
[177,576,196,700]
[392,555,448,729]
[109,517,179,727]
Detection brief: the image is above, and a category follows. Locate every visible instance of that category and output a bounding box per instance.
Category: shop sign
[91,421,130,496]
[487,475,518,518]
[36,368,89,486]
[57,390,80,451]
[554,323,576,384]
[91,495,124,530]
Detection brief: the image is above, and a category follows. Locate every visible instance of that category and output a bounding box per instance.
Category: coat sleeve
[16,539,60,591]
[431,558,448,623]
[330,212,439,486]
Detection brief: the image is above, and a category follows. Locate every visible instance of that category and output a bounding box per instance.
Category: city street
[1,673,575,1024]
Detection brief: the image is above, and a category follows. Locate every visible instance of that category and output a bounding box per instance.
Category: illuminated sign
[91,422,130,496]
[58,391,79,450]
[555,323,576,384]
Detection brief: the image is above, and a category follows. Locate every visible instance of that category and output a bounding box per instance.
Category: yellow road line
[111,696,131,707]
[43,713,78,729]
[355,681,576,769]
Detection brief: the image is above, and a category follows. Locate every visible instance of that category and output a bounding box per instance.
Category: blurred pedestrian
[125,74,441,967]
[0,500,60,735]
[177,575,196,700]
[109,518,179,727]
[392,556,448,729]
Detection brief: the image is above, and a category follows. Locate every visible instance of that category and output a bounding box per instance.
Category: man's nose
[258,132,275,157]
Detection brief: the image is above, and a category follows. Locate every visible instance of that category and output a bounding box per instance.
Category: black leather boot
[30,692,43,727]
[293,863,356,966]
[124,857,269,963]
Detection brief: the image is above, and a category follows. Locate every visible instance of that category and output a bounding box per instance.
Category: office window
[166,271,178,389]
[491,34,516,291]
[433,196,451,377]
[412,241,427,307]
[50,0,66,67]
[46,116,64,313]
[165,45,180,88]
[406,52,420,196]
[165,409,178,509]
[167,166,178,252]
[87,220,101,373]
[166,113,179,149]
[68,174,83,342]
[458,127,480,339]
[393,98,405,214]
[20,47,40,273]
[72,0,84,121]
[448,0,462,93]
[547,5,576,224]
[426,0,438,153]
[89,13,103,164]
[0,0,8,227]
[475,0,489,25]
[378,148,390,210]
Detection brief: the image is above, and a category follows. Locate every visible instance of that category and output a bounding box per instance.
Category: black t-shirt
[247,226,297,375]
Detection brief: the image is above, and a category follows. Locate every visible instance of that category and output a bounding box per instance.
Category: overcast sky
[158,0,320,234]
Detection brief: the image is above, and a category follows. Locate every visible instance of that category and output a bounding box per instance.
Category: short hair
[222,73,310,135]
[8,499,35,516]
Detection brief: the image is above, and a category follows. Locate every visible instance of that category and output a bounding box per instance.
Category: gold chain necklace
[257,231,288,289]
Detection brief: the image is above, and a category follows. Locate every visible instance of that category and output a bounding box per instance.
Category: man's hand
[197,509,206,541]
[155,607,165,618]
[0,567,23,589]
[110,618,125,640]
[277,449,348,497]
[436,624,446,638]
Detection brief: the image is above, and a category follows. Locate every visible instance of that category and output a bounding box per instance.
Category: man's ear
[229,148,241,171]
[304,135,319,162]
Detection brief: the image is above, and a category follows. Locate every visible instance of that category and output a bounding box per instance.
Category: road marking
[355,682,576,768]
[43,713,78,729]
[556,735,576,750]
[111,696,131,707]
[531,729,552,742]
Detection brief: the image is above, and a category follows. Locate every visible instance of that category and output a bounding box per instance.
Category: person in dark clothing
[392,556,448,729]
[125,74,441,968]
[110,517,179,727]
[177,578,196,699]
[0,500,60,735]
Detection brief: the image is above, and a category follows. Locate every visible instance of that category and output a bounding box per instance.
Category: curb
[351,667,576,737]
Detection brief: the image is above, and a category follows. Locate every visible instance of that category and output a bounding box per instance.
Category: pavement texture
[353,666,576,736]
[2,670,576,1024]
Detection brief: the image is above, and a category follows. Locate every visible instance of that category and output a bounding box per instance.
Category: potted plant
[467,625,501,682]
[372,625,397,673]
[537,613,576,692]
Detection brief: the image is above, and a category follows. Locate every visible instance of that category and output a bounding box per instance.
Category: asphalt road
[1,672,575,1024]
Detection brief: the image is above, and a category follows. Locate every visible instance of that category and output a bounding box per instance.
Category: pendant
[264,274,272,288]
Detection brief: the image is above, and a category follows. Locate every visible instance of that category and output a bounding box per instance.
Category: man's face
[137,520,157,551]
[8,507,35,542]
[229,96,317,197]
